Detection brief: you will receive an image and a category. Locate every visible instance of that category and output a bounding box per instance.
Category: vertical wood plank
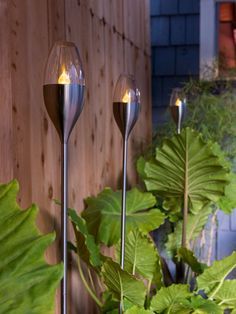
[9,0,32,207]
[0,0,13,183]
[47,0,66,44]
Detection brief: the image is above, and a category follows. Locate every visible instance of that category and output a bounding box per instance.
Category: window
[200,0,236,78]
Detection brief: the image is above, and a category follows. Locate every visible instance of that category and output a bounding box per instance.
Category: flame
[58,68,70,84]
[175,98,182,107]
[122,91,131,103]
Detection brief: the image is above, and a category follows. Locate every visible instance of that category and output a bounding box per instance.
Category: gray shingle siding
[160,0,179,15]
[176,46,199,75]
[178,0,200,14]
[153,47,175,75]
[170,16,186,45]
[186,15,200,45]
[150,0,200,125]
[151,17,170,46]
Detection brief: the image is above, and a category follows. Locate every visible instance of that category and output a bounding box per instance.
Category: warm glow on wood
[58,68,70,84]
[122,91,130,103]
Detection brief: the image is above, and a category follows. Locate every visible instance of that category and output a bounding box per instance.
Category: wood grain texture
[0,1,13,183]
[0,0,151,313]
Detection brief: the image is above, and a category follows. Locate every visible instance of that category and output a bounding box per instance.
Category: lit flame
[58,68,70,84]
[175,98,182,106]
[122,91,131,103]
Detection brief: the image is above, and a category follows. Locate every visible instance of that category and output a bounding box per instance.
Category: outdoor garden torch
[169,87,186,134]
[43,41,85,314]
[113,74,140,313]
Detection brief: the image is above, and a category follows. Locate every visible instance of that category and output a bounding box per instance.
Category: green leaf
[116,230,162,285]
[178,248,207,274]
[101,291,119,314]
[183,296,222,314]
[166,206,212,257]
[124,306,154,314]
[102,259,146,308]
[150,284,191,313]
[162,198,182,222]
[197,251,236,297]
[214,280,236,310]
[82,187,165,246]
[0,180,63,313]
[137,156,147,179]
[68,208,101,268]
[142,128,230,214]
[217,173,236,214]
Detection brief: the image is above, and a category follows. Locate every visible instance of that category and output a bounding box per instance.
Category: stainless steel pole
[61,143,68,314]
[120,138,128,269]
[119,139,128,313]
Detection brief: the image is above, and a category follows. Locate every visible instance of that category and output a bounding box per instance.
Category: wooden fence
[0,0,151,312]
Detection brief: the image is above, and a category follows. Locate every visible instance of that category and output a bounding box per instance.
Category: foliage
[102,259,146,308]
[0,180,63,314]
[140,128,230,215]
[82,187,165,246]
[138,128,235,258]
[69,129,236,313]
[152,79,236,167]
[115,230,162,285]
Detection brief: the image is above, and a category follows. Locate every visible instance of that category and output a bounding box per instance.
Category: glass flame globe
[113,74,140,104]
[44,41,85,85]
[113,74,140,139]
[43,41,85,143]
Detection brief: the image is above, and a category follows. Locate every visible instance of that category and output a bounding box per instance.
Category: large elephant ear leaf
[213,280,236,310]
[68,208,102,268]
[197,251,236,297]
[115,230,163,286]
[0,180,63,313]
[124,306,154,314]
[82,187,165,246]
[102,259,146,308]
[150,284,191,313]
[183,296,222,314]
[142,128,230,214]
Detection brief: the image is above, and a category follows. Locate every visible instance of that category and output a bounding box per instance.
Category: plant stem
[97,275,104,291]
[87,268,95,291]
[145,280,152,309]
[77,256,103,308]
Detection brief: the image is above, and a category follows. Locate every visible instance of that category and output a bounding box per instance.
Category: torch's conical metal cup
[113,102,140,140]
[43,84,85,143]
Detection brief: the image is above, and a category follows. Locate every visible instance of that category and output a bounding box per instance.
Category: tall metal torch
[169,87,186,134]
[43,41,85,314]
[113,74,140,313]
[169,87,187,283]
